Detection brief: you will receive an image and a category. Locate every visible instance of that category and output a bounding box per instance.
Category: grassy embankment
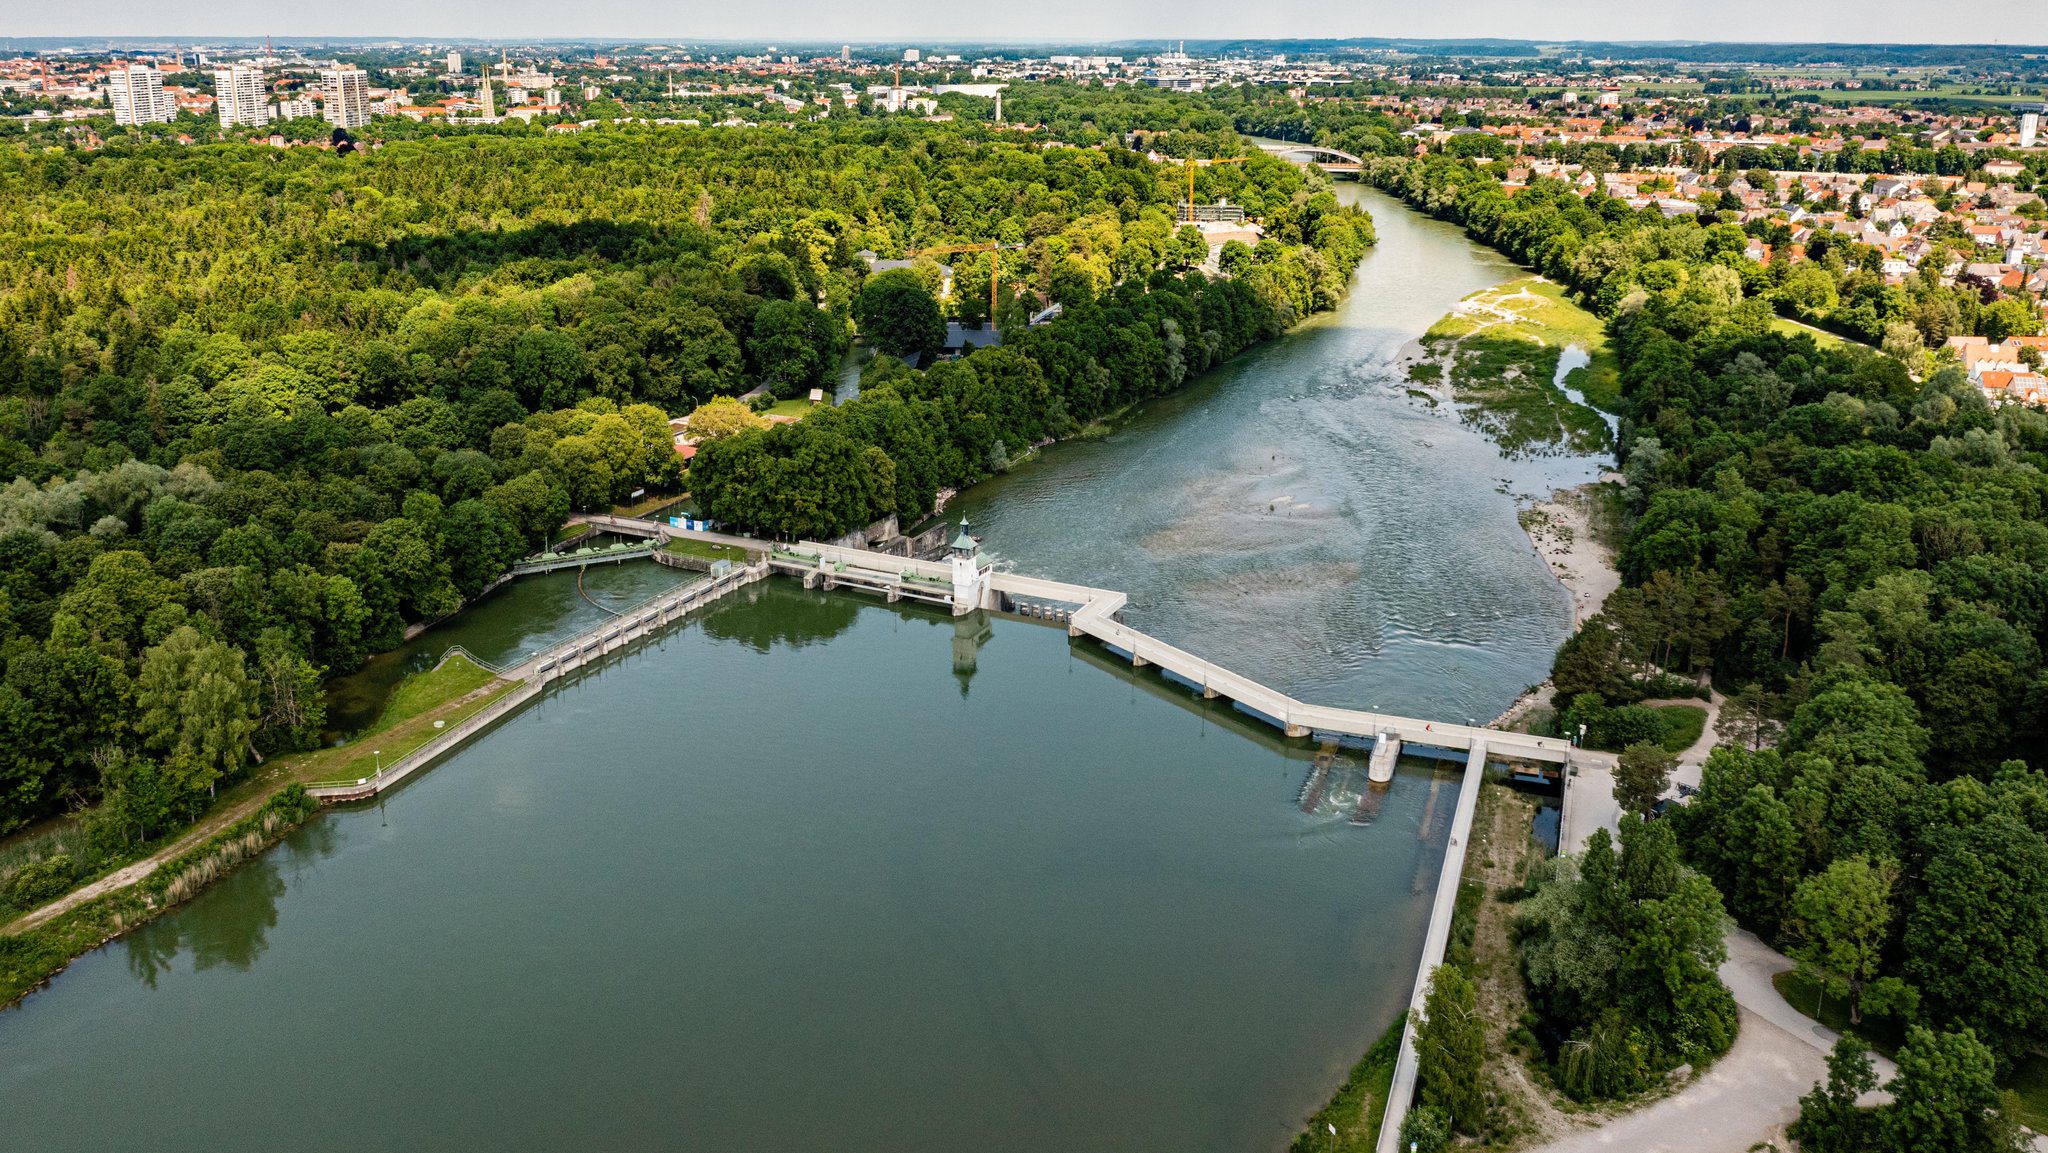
[1449,779,1590,1147]
[0,655,515,1006]
[1412,277,1619,458]
[663,536,755,566]
[299,654,514,788]
[1292,778,1580,1151]
[1289,1016,1405,1153]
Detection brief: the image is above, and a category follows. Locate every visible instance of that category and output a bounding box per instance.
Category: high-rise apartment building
[107,63,176,125]
[213,64,270,128]
[321,67,371,129]
[2023,111,2041,151]
[446,50,463,76]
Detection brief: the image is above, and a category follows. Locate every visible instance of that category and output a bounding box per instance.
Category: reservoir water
[1,188,1603,1151]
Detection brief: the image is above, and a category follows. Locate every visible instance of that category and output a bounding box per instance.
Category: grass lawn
[1649,704,1709,753]
[663,536,754,564]
[1771,316,1855,350]
[2006,1053,2048,1133]
[761,398,821,421]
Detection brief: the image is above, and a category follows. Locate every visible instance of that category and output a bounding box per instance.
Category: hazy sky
[12,0,2046,45]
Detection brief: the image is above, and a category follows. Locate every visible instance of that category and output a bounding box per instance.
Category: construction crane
[1182,156,1247,224]
[906,242,1025,320]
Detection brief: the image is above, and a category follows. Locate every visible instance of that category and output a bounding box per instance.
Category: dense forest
[1334,145,2048,1146]
[0,118,1373,862]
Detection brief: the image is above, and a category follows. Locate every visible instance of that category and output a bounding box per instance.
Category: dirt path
[3,788,275,934]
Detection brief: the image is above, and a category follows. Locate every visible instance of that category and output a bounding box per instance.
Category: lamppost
[1326,1122,1336,1153]
[373,749,382,778]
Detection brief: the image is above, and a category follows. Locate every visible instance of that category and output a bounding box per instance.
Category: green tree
[1790,1034,1880,1153]
[1792,855,1900,1024]
[853,269,946,360]
[1413,964,1486,1134]
[134,626,259,779]
[1904,814,2048,1060]
[686,395,768,441]
[1614,741,1677,817]
[1881,1027,2019,1153]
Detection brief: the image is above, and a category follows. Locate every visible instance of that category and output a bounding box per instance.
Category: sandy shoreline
[1522,479,1621,626]
[1488,479,1623,728]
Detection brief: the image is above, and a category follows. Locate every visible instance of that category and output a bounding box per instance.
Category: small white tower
[947,519,991,616]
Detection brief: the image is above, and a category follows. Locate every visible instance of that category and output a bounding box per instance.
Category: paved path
[1559,692,1722,855]
[1523,928,1897,1153]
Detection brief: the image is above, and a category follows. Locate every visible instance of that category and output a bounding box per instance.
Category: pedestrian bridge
[554,517,1567,765]
[763,535,1569,767]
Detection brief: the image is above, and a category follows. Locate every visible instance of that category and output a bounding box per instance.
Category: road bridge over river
[1254,141,1365,173]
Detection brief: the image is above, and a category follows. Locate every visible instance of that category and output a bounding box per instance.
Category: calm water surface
[2,585,1459,1152]
[2,188,1604,1152]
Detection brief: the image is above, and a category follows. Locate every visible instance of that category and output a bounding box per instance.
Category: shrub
[5,854,76,906]
[1399,1105,1451,1153]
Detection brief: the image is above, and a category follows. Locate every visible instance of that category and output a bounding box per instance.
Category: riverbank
[0,784,320,1009]
[1519,481,1623,628]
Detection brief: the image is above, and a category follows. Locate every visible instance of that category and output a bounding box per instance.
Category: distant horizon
[5,0,2044,48]
[6,34,2048,50]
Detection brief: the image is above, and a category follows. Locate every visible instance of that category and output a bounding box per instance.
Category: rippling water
[954,187,1604,722]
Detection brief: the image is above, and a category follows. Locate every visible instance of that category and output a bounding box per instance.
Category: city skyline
[8,0,2046,45]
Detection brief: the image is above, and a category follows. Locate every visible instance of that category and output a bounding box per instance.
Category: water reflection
[951,613,993,696]
[120,818,339,986]
[322,562,696,738]
[124,858,283,984]
[697,584,865,652]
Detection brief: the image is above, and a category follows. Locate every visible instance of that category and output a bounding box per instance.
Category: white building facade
[321,67,371,129]
[213,65,270,128]
[107,64,176,126]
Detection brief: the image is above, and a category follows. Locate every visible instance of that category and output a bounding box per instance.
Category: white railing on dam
[968,569,1568,765]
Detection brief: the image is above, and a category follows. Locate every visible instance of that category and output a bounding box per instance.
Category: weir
[577,514,1573,768]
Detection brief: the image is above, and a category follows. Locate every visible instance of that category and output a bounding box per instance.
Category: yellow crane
[1182,156,1247,224]
[907,242,1026,320]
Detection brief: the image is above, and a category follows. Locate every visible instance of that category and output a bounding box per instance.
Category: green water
[321,559,698,738]
[1,584,1458,1152]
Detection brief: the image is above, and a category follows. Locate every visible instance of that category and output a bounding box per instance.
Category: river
[0,188,1606,1152]
[954,187,1603,722]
